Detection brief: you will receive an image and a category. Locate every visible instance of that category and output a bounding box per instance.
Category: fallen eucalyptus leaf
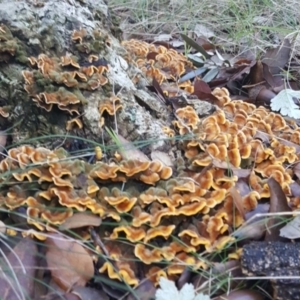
[180,33,210,59]
[45,234,94,291]
[179,66,207,83]
[0,237,38,299]
[202,68,219,83]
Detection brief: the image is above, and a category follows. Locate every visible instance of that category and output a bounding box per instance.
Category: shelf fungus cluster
[122,39,194,91]
[4,86,300,286]
[4,27,300,288]
[166,87,300,227]
[0,139,238,286]
[21,28,110,129]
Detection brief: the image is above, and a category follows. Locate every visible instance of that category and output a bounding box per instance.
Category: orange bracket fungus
[4,26,300,291]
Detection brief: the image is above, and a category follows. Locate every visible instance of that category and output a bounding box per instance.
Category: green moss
[75,43,91,54]
[73,90,87,105]
[91,40,105,52]
[0,26,28,65]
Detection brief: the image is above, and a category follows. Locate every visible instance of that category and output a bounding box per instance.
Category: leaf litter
[3,8,300,300]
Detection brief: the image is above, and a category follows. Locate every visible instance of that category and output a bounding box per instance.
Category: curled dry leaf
[59,212,102,230]
[249,60,264,84]
[45,234,94,291]
[265,177,291,242]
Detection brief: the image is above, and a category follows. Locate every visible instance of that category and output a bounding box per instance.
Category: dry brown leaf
[177,269,192,290]
[235,179,251,197]
[213,289,264,300]
[194,24,215,39]
[153,34,172,42]
[265,177,292,242]
[0,237,38,299]
[232,169,251,178]
[293,163,300,180]
[116,134,150,162]
[212,260,243,290]
[233,203,269,240]
[59,213,101,230]
[211,156,235,169]
[280,139,300,154]
[230,186,245,220]
[150,151,173,167]
[0,220,6,234]
[72,286,109,300]
[127,279,156,300]
[249,60,264,84]
[64,294,81,300]
[0,131,7,149]
[192,79,220,105]
[43,293,80,300]
[97,277,125,299]
[253,131,270,143]
[211,156,251,178]
[212,260,243,278]
[262,62,283,88]
[45,234,94,291]
[262,38,291,76]
[290,182,300,196]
